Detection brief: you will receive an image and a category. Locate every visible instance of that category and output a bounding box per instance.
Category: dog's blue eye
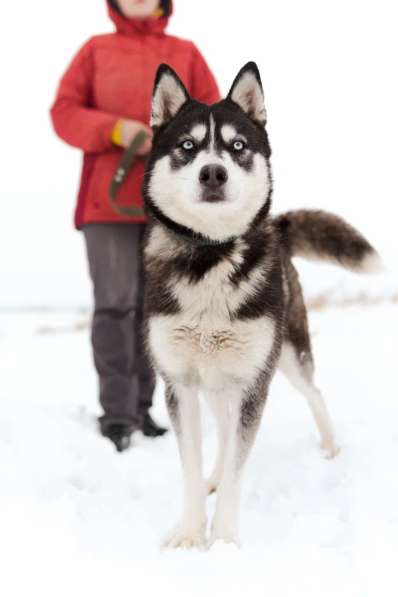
[233,140,245,151]
[182,140,194,151]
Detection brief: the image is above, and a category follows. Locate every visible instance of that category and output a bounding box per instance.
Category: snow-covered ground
[1,304,397,597]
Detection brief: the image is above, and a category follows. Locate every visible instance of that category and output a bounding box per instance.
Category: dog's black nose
[199,164,228,188]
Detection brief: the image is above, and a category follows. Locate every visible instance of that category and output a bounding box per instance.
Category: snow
[1,305,397,596]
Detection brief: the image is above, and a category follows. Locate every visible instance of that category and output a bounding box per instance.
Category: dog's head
[144,62,272,242]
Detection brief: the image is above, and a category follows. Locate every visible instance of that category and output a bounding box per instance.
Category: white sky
[0,0,397,308]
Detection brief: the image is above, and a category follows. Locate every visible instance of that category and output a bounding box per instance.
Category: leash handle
[109,130,148,217]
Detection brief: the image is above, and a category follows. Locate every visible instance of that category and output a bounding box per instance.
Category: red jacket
[50,2,220,228]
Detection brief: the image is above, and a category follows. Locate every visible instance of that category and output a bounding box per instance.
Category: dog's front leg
[163,382,207,549]
[210,386,267,546]
[205,391,229,494]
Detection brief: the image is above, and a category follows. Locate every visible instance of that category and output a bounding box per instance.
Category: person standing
[50,0,220,451]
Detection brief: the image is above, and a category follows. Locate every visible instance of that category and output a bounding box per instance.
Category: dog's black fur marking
[144,254,181,317]
[213,101,271,159]
[229,236,266,288]
[235,262,283,321]
[175,245,236,284]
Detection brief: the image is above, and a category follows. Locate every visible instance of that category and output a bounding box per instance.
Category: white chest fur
[147,240,275,392]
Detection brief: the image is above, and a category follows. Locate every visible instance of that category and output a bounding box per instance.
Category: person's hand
[118,119,153,154]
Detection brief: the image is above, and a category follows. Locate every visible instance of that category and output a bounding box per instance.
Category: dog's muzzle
[199,164,228,203]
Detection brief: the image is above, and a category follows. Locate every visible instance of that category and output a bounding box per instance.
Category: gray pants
[83,223,155,432]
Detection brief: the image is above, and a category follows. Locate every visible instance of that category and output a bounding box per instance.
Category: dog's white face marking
[149,142,271,241]
[208,114,216,153]
[190,123,207,144]
[220,124,238,144]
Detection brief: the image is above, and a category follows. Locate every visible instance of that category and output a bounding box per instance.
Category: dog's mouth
[201,190,225,203]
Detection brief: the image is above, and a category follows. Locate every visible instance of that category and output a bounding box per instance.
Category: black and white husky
[142,62,381,548]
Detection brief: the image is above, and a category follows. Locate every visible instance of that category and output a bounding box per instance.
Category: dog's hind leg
[279,342,339,458]
[282,259,339,457]
[204,392,229,495]
[209,378,269,546]
[163,383,207,549]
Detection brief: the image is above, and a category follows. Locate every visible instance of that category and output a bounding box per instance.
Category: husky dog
[142,62,381,548]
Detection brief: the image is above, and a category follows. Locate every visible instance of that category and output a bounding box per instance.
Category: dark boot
[141,413,168,438]
[100,421,134,452]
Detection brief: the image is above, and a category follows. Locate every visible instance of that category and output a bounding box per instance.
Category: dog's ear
[227,62,267,125]
[151,64,190,129]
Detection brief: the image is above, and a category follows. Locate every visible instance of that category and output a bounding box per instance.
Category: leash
[109,130,148,217]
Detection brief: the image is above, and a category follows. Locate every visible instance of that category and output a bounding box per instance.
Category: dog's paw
[209,522,240,548]
[162,521,207,550]
[321,439,341,459]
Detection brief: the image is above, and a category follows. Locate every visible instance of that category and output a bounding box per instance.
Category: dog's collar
[146,202,239,247]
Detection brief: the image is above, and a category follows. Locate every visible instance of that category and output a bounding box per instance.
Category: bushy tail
[275,210,382,273]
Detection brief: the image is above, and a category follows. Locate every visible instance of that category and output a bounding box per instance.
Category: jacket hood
[107,1,173,36]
